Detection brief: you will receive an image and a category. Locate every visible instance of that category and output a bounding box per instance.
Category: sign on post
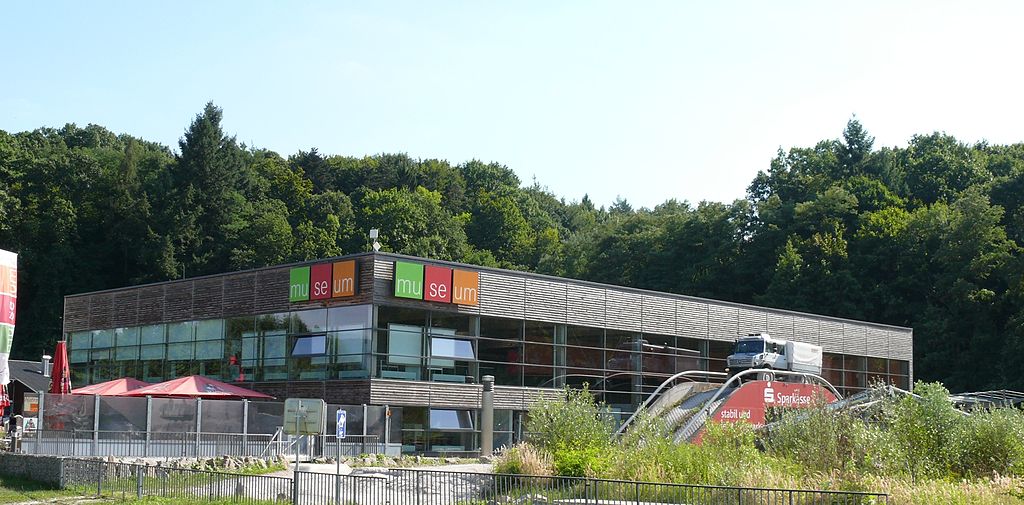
[283,398,326,436]
[336,409,347,439]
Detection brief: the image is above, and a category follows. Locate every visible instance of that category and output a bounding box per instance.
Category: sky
[3,1,1024,209]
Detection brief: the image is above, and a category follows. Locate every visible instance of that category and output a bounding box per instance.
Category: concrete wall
[0,453,66,486]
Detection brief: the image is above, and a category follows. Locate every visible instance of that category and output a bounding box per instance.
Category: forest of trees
[2,103,1024,392]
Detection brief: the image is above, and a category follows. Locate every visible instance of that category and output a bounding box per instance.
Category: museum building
[63,252,914,453]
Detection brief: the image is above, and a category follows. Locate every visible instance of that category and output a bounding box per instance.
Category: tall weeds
[502,381,1024,504]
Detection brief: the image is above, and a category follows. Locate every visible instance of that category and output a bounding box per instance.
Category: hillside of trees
[2,103,1023,392]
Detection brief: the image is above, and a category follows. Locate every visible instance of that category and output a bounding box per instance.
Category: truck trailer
[725,333,823,376]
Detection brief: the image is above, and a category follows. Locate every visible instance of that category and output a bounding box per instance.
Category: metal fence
[22,430,383,459]
[60,458,291,504]
[29,393,396,457]
[50,458,889,505]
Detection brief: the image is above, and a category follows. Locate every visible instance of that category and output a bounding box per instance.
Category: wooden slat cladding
[677,300,708,340]
[88,293,113,329]
[819,321,844,351]
[254,268,288,314]
[889,330,913,361]
[866,327,888,358]
[494,386,564,410]
[567,285,605,328]
[223,274,256,315]
[111,291,138,327]
[62,253,912,365]
[163,282,193,321]
[737,308,767,336]
[370,379,482,408]
[344,257,375,306]
[843,324,868,356]
[63,296,90,332]
[641,296,675,335]
[323,380,372,405]
[708,305,738,341]
[479,272,525,319]
[767,313,794,341]
[525,279,566,324]
[192,278,223,319]
[372,259,395,305]
[137,286,165,325]
[793,317,819,345]
[606,291,642,332]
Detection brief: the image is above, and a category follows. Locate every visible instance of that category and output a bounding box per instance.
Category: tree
[466,191,534,266]
[355,187,467,260]
[168,102,249,276]
[837,117,874,174]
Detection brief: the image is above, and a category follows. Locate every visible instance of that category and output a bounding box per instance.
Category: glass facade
[70,303,912,417]
[70,305,374,385]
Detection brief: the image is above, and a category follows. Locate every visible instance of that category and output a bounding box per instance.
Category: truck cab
[726,332,823,376]
[726,333,788,374]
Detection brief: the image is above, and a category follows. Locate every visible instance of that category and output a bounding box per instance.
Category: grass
[97,498,280,505]
[0,474,78,504]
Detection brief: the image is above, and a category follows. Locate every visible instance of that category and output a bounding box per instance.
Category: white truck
[725,333,823,376]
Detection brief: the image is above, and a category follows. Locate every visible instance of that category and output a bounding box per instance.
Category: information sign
[283,398,326,435]
[336,409,347,439]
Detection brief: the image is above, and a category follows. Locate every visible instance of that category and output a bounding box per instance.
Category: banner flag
[0,249,16,386]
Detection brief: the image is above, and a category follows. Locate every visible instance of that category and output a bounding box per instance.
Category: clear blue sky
[3,1,1023,208]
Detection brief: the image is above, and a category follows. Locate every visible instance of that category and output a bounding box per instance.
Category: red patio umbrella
[48,341,72,394]
[71,377,149,396]
[116,375,274,400]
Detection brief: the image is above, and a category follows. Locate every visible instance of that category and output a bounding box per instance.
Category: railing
[60,458,291,504]
[22,430,388,460]
[294,468,890,505]
[23,458,889,505]
[23,430,284,459]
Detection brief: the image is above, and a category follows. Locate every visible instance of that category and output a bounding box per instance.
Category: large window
[293,335,327,356]
[431,338,475,360]
[328,305,373,378]
[167,322,194,343]
[524,321,555,387]
[429,335,475,383]
[395,409,476,455]
[91,329,114,348]
[381,323,423,380]
[291,309,328,334]
[565,326,604,389]
[115,327,140,347]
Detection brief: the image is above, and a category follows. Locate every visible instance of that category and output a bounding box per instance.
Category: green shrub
[886,382,963,479]
[952,407,1024,478]
[525,385,614,477]
[525,385,615,452]
[762,398,881,475]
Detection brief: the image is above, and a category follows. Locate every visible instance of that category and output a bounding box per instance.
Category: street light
[369,228,381,251]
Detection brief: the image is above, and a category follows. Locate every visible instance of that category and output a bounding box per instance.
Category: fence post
[737,487,742,505]
[58,459,66,489]
[96,461,103,497]
[144,396,152,458]
[415,471,422,505]
[195,398,202,457]
[788,490,793,505]
[292,471,299,505]
[334,472,340,505]
[242,399,250,456]
[135,465,144,499]
[92,395,100,457]
[36,393,45,454]
[361,404,368,454]
[634,481,640,505]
